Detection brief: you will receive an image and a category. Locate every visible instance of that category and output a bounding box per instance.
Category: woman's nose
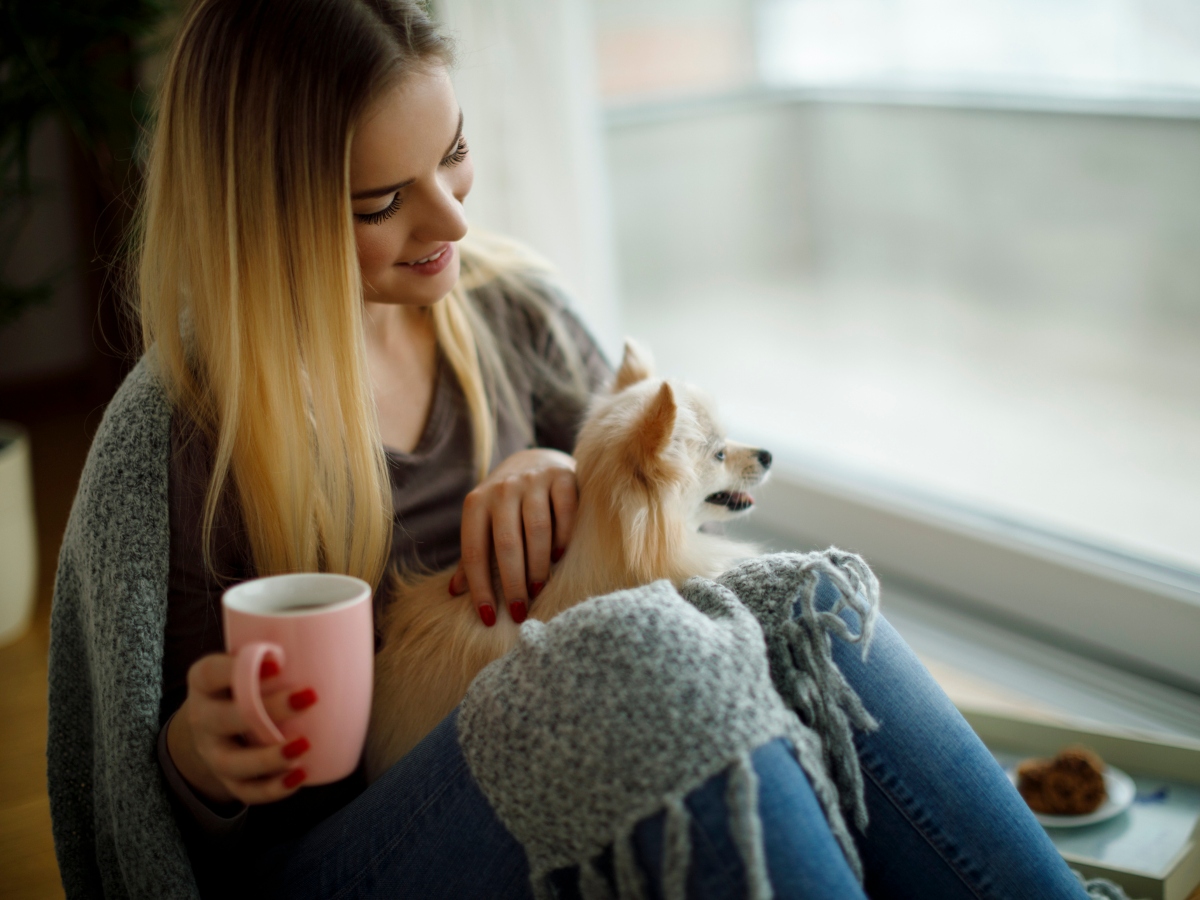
[411,174,470,244]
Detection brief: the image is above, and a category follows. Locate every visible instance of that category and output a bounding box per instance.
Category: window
[757,0,1200,108]
[595,0,1200,690]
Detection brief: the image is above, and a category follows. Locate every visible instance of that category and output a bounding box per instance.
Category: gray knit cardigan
[46,358,884,899]
[47,358,198,898]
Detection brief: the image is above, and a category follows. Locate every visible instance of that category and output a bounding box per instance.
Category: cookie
[1017,745,1107,816]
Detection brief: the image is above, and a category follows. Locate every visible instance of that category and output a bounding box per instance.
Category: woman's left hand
[449,447,577,626]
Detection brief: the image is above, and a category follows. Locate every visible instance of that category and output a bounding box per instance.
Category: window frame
[754,461,1200,694]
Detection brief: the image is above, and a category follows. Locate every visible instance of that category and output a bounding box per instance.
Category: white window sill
[736,515,1200,742]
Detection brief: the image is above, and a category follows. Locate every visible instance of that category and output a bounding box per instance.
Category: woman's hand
[166,652,317,806]
[449,447,578,626]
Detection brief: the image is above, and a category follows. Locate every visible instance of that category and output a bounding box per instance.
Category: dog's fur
[365,340,771,780]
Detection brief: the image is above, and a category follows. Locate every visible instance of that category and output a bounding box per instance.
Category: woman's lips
[398,243,454,277]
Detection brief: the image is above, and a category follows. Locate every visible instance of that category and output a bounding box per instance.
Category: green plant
[0,0,170,329]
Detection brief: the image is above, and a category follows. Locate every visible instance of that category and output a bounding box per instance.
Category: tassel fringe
[614,830,649,900]
[728,752,772,900]
[662,796,691,900]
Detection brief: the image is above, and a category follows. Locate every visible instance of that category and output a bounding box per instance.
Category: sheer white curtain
[437,0,621,356]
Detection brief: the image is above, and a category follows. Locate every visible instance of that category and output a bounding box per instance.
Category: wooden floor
[0,410,95,899]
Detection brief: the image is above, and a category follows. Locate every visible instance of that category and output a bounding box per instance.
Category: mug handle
[232,642,287,746]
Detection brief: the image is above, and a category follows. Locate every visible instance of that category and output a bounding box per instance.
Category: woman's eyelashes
[356,192,403,225]
[442,135,469,167]
[354,137,469,226]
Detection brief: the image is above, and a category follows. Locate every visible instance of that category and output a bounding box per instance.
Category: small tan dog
[366,340,772,779]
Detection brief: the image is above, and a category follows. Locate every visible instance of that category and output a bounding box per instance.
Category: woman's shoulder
[82,356,174,491]
[62,355,175,568]
[465,264,560,328]
[468,269,611,385]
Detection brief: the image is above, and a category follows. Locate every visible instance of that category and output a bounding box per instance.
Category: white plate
[1006,765,1136,828]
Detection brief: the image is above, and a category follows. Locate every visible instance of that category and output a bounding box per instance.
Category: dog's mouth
[705,491,754,512]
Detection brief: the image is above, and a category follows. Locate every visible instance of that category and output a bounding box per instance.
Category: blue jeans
[260,584,1088,899]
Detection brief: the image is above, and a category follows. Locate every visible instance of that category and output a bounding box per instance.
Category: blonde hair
[137,0,572,587]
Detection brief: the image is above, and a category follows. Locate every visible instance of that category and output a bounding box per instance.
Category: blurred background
[593,0,1200,575]
[2,0,1198,895]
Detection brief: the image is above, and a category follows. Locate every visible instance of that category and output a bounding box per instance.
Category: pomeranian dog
[366,340,772,779]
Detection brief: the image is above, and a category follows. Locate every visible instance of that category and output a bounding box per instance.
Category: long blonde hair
[137,0,567,586]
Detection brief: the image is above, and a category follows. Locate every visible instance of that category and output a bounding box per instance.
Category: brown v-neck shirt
[159,283,610,893]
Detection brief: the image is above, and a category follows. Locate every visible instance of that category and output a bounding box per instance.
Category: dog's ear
[634,382,676,467]
[613,339,655,392]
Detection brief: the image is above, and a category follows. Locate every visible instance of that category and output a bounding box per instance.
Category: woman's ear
[613,338,656,392]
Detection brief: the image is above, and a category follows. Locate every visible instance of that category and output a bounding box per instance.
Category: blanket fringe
[662,795,691,900]
[614,830,649,900]
[722,550,880,836]
[676,548,882,882]
[728,752,772,900]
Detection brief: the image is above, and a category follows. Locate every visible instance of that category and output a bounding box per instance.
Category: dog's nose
[757,449,772,470]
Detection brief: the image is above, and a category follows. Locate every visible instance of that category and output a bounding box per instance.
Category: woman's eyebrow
[350,110,464,201]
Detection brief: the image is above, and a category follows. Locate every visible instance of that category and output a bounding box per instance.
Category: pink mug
[222,573,374,785]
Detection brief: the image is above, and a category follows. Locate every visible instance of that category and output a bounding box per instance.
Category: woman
[47,1,1093,898]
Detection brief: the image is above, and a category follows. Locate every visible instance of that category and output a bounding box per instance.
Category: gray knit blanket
[458,551,883,899]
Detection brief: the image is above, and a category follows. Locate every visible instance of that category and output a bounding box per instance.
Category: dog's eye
[715,449,726,462]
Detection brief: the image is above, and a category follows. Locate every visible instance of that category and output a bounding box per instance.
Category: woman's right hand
[166,652,317,805]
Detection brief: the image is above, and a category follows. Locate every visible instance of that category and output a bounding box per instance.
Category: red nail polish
[510,601,527,624]
[282,768,307,789]
[529,582,544,600]
[282,737,310,759]
[479,604,496,627]
[551,548,564,563]
[260,658,280,680]
[288,688,318,711]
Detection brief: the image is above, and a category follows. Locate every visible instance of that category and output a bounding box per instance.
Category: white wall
[438,0,622,356]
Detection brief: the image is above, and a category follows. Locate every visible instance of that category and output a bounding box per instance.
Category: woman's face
[350,65,473,307]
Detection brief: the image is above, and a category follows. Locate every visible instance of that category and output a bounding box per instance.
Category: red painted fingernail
[510,601,527,624]
[288,688,318,711]
[479,604,496,627]
[529,582,544,600]
[551,548,564,563]
[282,737,309,759]
[260,658,280,679]
[282,768,307,789]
